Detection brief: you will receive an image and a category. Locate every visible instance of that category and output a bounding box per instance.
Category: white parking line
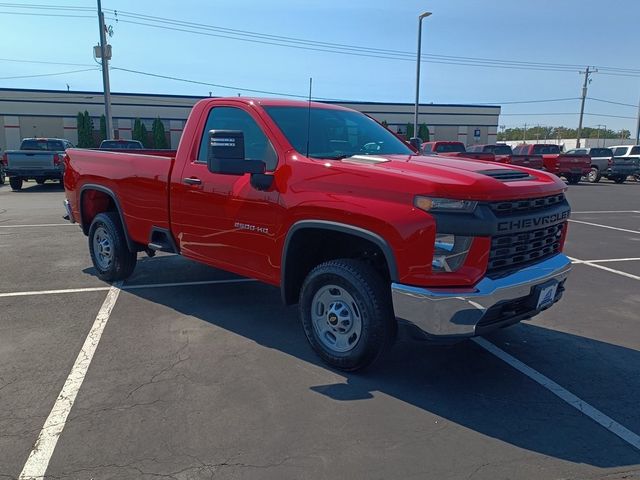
[568,219,640,235]
[0,286,111,298]
[473,337,640,452]
[18,284,122,480]
[568,257,640,281]
[0,223,75,228]
[579,257,640,264]
[572,210,640,214]
[0,278,257,298]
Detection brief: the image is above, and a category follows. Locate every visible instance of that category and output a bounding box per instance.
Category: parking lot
[1,179,639,480]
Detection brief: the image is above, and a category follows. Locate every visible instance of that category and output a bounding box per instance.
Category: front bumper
[391,254,572,339]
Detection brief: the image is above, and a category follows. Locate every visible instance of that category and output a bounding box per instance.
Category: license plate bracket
[531,280,559,310]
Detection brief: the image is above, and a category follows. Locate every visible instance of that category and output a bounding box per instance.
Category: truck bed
[65,149,176,245]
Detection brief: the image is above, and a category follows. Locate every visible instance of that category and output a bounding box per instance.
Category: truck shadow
[106,255,640,468]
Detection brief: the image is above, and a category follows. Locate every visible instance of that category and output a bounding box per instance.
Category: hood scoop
[477,169,534,182]
[342,155,390,165]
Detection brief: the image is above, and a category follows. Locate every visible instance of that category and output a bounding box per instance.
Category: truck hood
[332,153,567,201]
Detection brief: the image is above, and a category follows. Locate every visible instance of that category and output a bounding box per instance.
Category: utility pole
[635,95,640,145]
[522,123,527,143]
[97,0,113,139]
[576,66,596,148]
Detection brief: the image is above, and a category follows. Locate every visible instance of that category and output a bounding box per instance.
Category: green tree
[406,123,414,138]
[381,120,389,129]
[99,115,107,142]
[84,111,95,147]
[152,117,168,148]
[132,118,149,146]
[76,110,95,147]
[418,123,430,142]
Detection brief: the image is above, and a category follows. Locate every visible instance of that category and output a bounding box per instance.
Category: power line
[111,66,329,100]
[0,10,94,18]
[3,3,639,75]
[588,97,637,108]
[0,68,98,80]
[0,58,94,67]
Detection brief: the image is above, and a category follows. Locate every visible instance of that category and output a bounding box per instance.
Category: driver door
[171,105,282,283]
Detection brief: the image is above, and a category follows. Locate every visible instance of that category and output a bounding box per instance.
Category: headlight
[415,196,477,213]
[432,233,473,272]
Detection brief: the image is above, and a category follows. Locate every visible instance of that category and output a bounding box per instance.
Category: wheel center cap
[328,313,339,326]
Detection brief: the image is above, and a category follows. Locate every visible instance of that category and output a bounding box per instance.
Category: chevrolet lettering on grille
[497,210,570,233]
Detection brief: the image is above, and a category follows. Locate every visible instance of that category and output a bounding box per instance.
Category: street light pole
[413,11,432,147]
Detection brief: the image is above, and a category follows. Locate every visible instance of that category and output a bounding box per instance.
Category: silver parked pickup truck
[567,147,637,184]
[3,138,73,191]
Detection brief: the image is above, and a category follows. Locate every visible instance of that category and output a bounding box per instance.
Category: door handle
[183,177,202,185]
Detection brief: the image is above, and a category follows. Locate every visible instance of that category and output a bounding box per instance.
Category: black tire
[9,177,23,191]
[299,259,396,372]
[566,174,581,185]
[614,176,626,184]
[585,167,600,183]
[0,170,5,185]
[35,178,45,185]
[88,212,137,282]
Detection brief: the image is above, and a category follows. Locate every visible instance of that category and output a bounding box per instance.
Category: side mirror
[207,130,265,175]
[409,136,423,152]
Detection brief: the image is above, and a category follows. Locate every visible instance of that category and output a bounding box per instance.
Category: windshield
[434,143,466,153]
[590,148,612,157]
[532,145,560,154]
[488,145,512,155]
[263,106,413,159]
[101,141,143,149]
[20,139,65,151]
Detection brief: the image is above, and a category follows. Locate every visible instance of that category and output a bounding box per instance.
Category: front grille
[489,193,565,216]
[487,223,564,275]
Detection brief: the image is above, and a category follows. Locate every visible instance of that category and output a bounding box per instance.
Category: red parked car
[63,98,572,371]
[421,141,495,161]
[466,144,544,169]
[512,144,591,184]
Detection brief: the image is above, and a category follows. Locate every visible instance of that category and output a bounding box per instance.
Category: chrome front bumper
[391,254,572,338]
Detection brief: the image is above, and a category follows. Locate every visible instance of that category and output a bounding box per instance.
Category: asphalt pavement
[1,179,639,479]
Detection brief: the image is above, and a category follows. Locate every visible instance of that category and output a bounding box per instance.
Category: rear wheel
[0,169,5,185]
[88,212,137,282]
[614,176,626,184]
[299,259,396,371]
[9,177,22,191]
[585,167,600,183]
[566,174,581,185]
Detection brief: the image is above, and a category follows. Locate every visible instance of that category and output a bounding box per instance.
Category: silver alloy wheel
[93,226,114,270]
[311,284,362,353]
[587,167,598,182]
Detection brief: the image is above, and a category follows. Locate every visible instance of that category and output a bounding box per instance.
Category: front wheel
[88,212,137,282]
[9,177,23,191]
[614,176,626,184]
[0,170,5,185]
[299,259,396,371]
[585,167,600,183]
[35,178,45,185]
[566,174,581,185]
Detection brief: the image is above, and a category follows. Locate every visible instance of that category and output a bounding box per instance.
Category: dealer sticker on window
[536,283,558,310]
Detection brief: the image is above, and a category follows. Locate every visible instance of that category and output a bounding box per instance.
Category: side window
[422,143,432,153]
[631,146,640,155]
[612,147,626,156]
[197,106,278,170]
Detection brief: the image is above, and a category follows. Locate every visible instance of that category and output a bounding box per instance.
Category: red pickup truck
[64,98,572,371]
[422,141,495,161]
[512,144,591,184]
[466,144,544,170]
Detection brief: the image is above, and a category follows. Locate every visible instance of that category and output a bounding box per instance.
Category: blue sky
[0,0,638,131]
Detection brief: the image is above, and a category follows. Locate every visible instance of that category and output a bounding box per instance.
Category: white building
[0,88,501,150]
